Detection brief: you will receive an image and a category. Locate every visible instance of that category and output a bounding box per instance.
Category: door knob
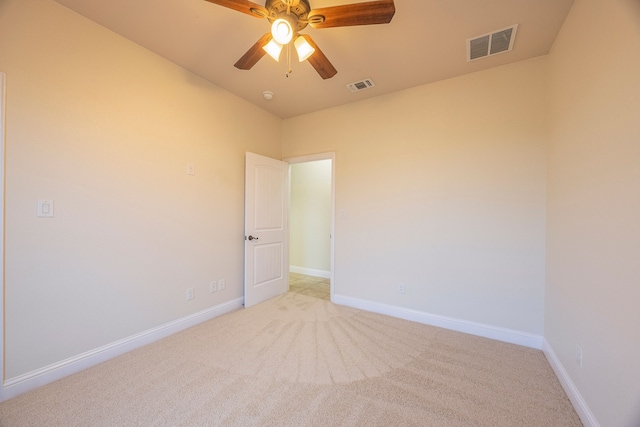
[247,235,259,241]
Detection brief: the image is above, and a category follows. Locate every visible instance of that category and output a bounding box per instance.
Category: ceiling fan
[203,0,396,79]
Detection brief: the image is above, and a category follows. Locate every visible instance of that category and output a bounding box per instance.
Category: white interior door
[244,152,289,308]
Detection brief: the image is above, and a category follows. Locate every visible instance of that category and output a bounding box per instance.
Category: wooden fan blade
[234,33,272,70]
[301,34,337,80]
[203,0,268,18]
[308,0,395,29]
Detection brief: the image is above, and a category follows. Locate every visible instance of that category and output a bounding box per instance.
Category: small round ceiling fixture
[263,91,275,101]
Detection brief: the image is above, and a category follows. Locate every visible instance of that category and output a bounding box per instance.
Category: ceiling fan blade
[203,0,268,18]
[234,33,272,70]
[301,34,337,80]
[308,0,395,29]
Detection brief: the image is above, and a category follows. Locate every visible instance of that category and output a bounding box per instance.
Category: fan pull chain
[286,43,293,77]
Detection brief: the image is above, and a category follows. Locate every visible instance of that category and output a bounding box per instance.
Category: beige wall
[283,57,548,335]
[0,0,281,378]
[290,160,332,274]
[546,0,640,425]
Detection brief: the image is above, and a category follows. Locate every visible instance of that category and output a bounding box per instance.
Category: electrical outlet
[210,281,217,293]
[186,287,194,301]
[397,283,405,295]
[186,163,195,176]
[218,279,226,291]
[576,344,583,368]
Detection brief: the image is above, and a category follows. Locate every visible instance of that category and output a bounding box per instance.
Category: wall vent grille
[347,78,375,93]
[467,25,518,61]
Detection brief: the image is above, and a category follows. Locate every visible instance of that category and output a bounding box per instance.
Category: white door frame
[1,72,7,400]
[284,152,336,300]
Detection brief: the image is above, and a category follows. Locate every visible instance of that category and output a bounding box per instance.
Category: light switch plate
[37,199,54,218]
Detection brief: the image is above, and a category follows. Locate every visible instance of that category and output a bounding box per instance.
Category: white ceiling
[53,0,574,119]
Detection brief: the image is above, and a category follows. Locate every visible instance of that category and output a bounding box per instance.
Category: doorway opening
[286,153,335,301]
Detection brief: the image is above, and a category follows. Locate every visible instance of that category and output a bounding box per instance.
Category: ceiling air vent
[467,24,518,62]
[347,78,375,93]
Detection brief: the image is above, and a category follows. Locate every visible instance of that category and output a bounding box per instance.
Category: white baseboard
[331,294,544,350]
[289,266,331,279]
[543,339,600,427]
[0,297,243,402]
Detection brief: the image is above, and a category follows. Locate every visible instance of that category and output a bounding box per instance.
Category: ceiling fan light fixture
[271,18,294,45]
[263,39,283,61]
[209,0,397,79]
[294,36,315,62]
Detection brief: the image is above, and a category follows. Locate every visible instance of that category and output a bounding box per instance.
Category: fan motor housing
[265,0,311,31]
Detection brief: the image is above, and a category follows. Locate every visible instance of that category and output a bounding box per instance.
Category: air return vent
[467,24,518,61]
[347,78,375,93]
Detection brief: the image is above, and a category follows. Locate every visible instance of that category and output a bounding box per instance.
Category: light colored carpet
[0,292,582,426]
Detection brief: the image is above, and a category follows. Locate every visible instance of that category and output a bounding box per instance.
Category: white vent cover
[347,78,375,93]
[467,24,518,61]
